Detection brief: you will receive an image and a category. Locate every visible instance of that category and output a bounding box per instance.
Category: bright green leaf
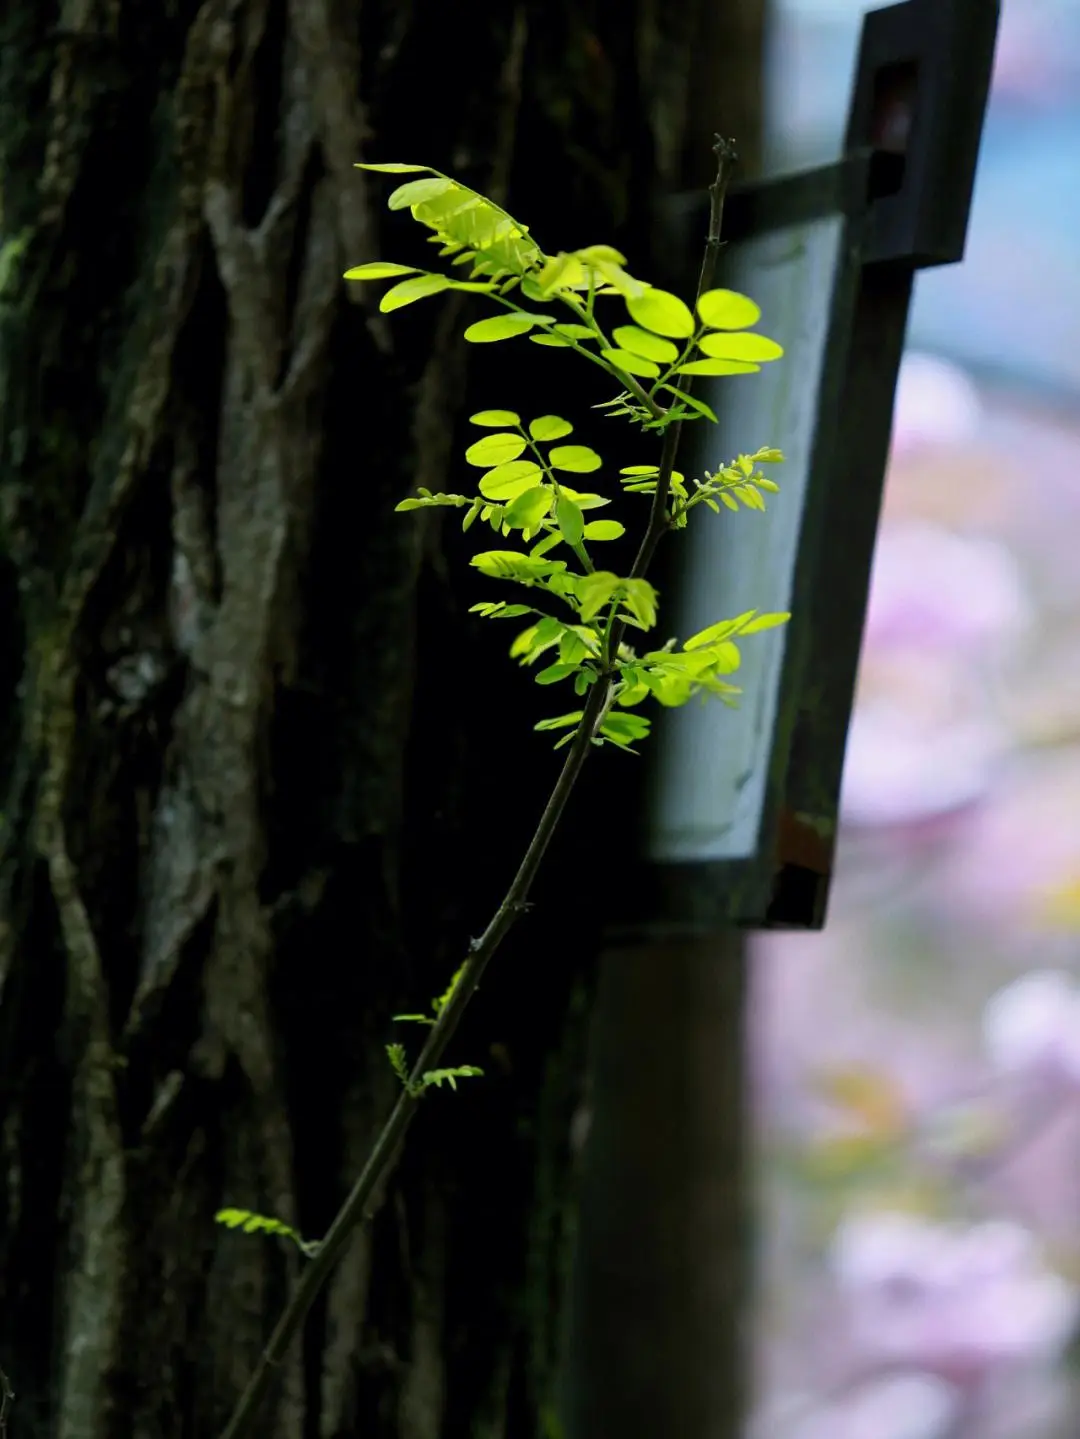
[601,712,651,740]
[535,712,584,731]
[469,601,534,619]
[465,433,528,468]
[506,486,554,530]
[465,313,542,343]
[739,611,790,635]
[477,460,541,499]
[555,496,584,546]
[529,415,573,441]
[611,326,679,363]
[531,532,563,558]
[674,358,759,377]
[592,260,648,300]
[411,186,479,226]
[643,670,692,706]
[574,244,628,266]
[421,1065,483,1091]
[394,491,467,512]
[734,484,766,510]
[599,712,651,750]
[617,682,649,706]
[559,631,589,665]
[560,487,609,509]
[530,335,571,347]
[343,262,420,281]
[470,409,521,427]
[582,520,625,541]
[444,279,500,294]
[380,274,451,312]
[710,641,741,672]
[683,612,757,650]
[535,253,587,293]
[660,385,718,422]
[471,551,566,583]
[536,662,579,685]
[552,323,596,341]
[622,578,658,629]
[354,162,433,174]
[600,348,661,378]
[549,445,602,474]
[626,288,695,339]
[509,623,541,658]
[578,571,622,622]
[697,288,762,330]
[698,332,784,362]
[387,176,456,210]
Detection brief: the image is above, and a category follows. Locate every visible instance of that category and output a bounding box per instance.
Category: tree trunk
[0,2,757,1437]
[564,935,753,1439]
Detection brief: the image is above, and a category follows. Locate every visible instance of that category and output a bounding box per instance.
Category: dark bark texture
[0,2,755,1437]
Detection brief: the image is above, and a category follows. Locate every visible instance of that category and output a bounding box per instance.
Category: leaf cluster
[217,154,792,1439]
[345,163,784,437]
[215,1208,319,1258]
[385,1040,484,1099]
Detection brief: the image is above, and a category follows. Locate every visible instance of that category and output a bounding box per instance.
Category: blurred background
[751,1,1080,1435]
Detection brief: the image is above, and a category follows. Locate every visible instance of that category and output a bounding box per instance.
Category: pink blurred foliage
[888,354,983,465]
[838,355,1033,833]
[783,1372,957,1439]
[829,1211,1077,1386]
[937,751,1080,934]
[752,9,1080,1434]
[861,522,1030,656]
[991,1,1080,106]
[983,970,1080,1092]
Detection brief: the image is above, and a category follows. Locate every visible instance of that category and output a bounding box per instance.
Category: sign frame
[616,0,1001,935]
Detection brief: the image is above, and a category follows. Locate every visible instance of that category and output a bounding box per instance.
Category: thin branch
[629,135,737,585]
[219,139,737,1439]
[219,679,608,1439]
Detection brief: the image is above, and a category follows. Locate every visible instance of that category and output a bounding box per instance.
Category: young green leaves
[344,166,782,423]
[215,1209,319,1258]
[388,964,484,1097]
[618,445,784,528]
[397,411,613,567]
[216,155,793,1439]
[352,161,789,757]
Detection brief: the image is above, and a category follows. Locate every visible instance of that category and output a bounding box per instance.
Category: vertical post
[561,0,766,1428]
[562,934,749,1439]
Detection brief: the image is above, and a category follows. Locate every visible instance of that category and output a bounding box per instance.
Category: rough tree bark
[0,2,762,1437]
